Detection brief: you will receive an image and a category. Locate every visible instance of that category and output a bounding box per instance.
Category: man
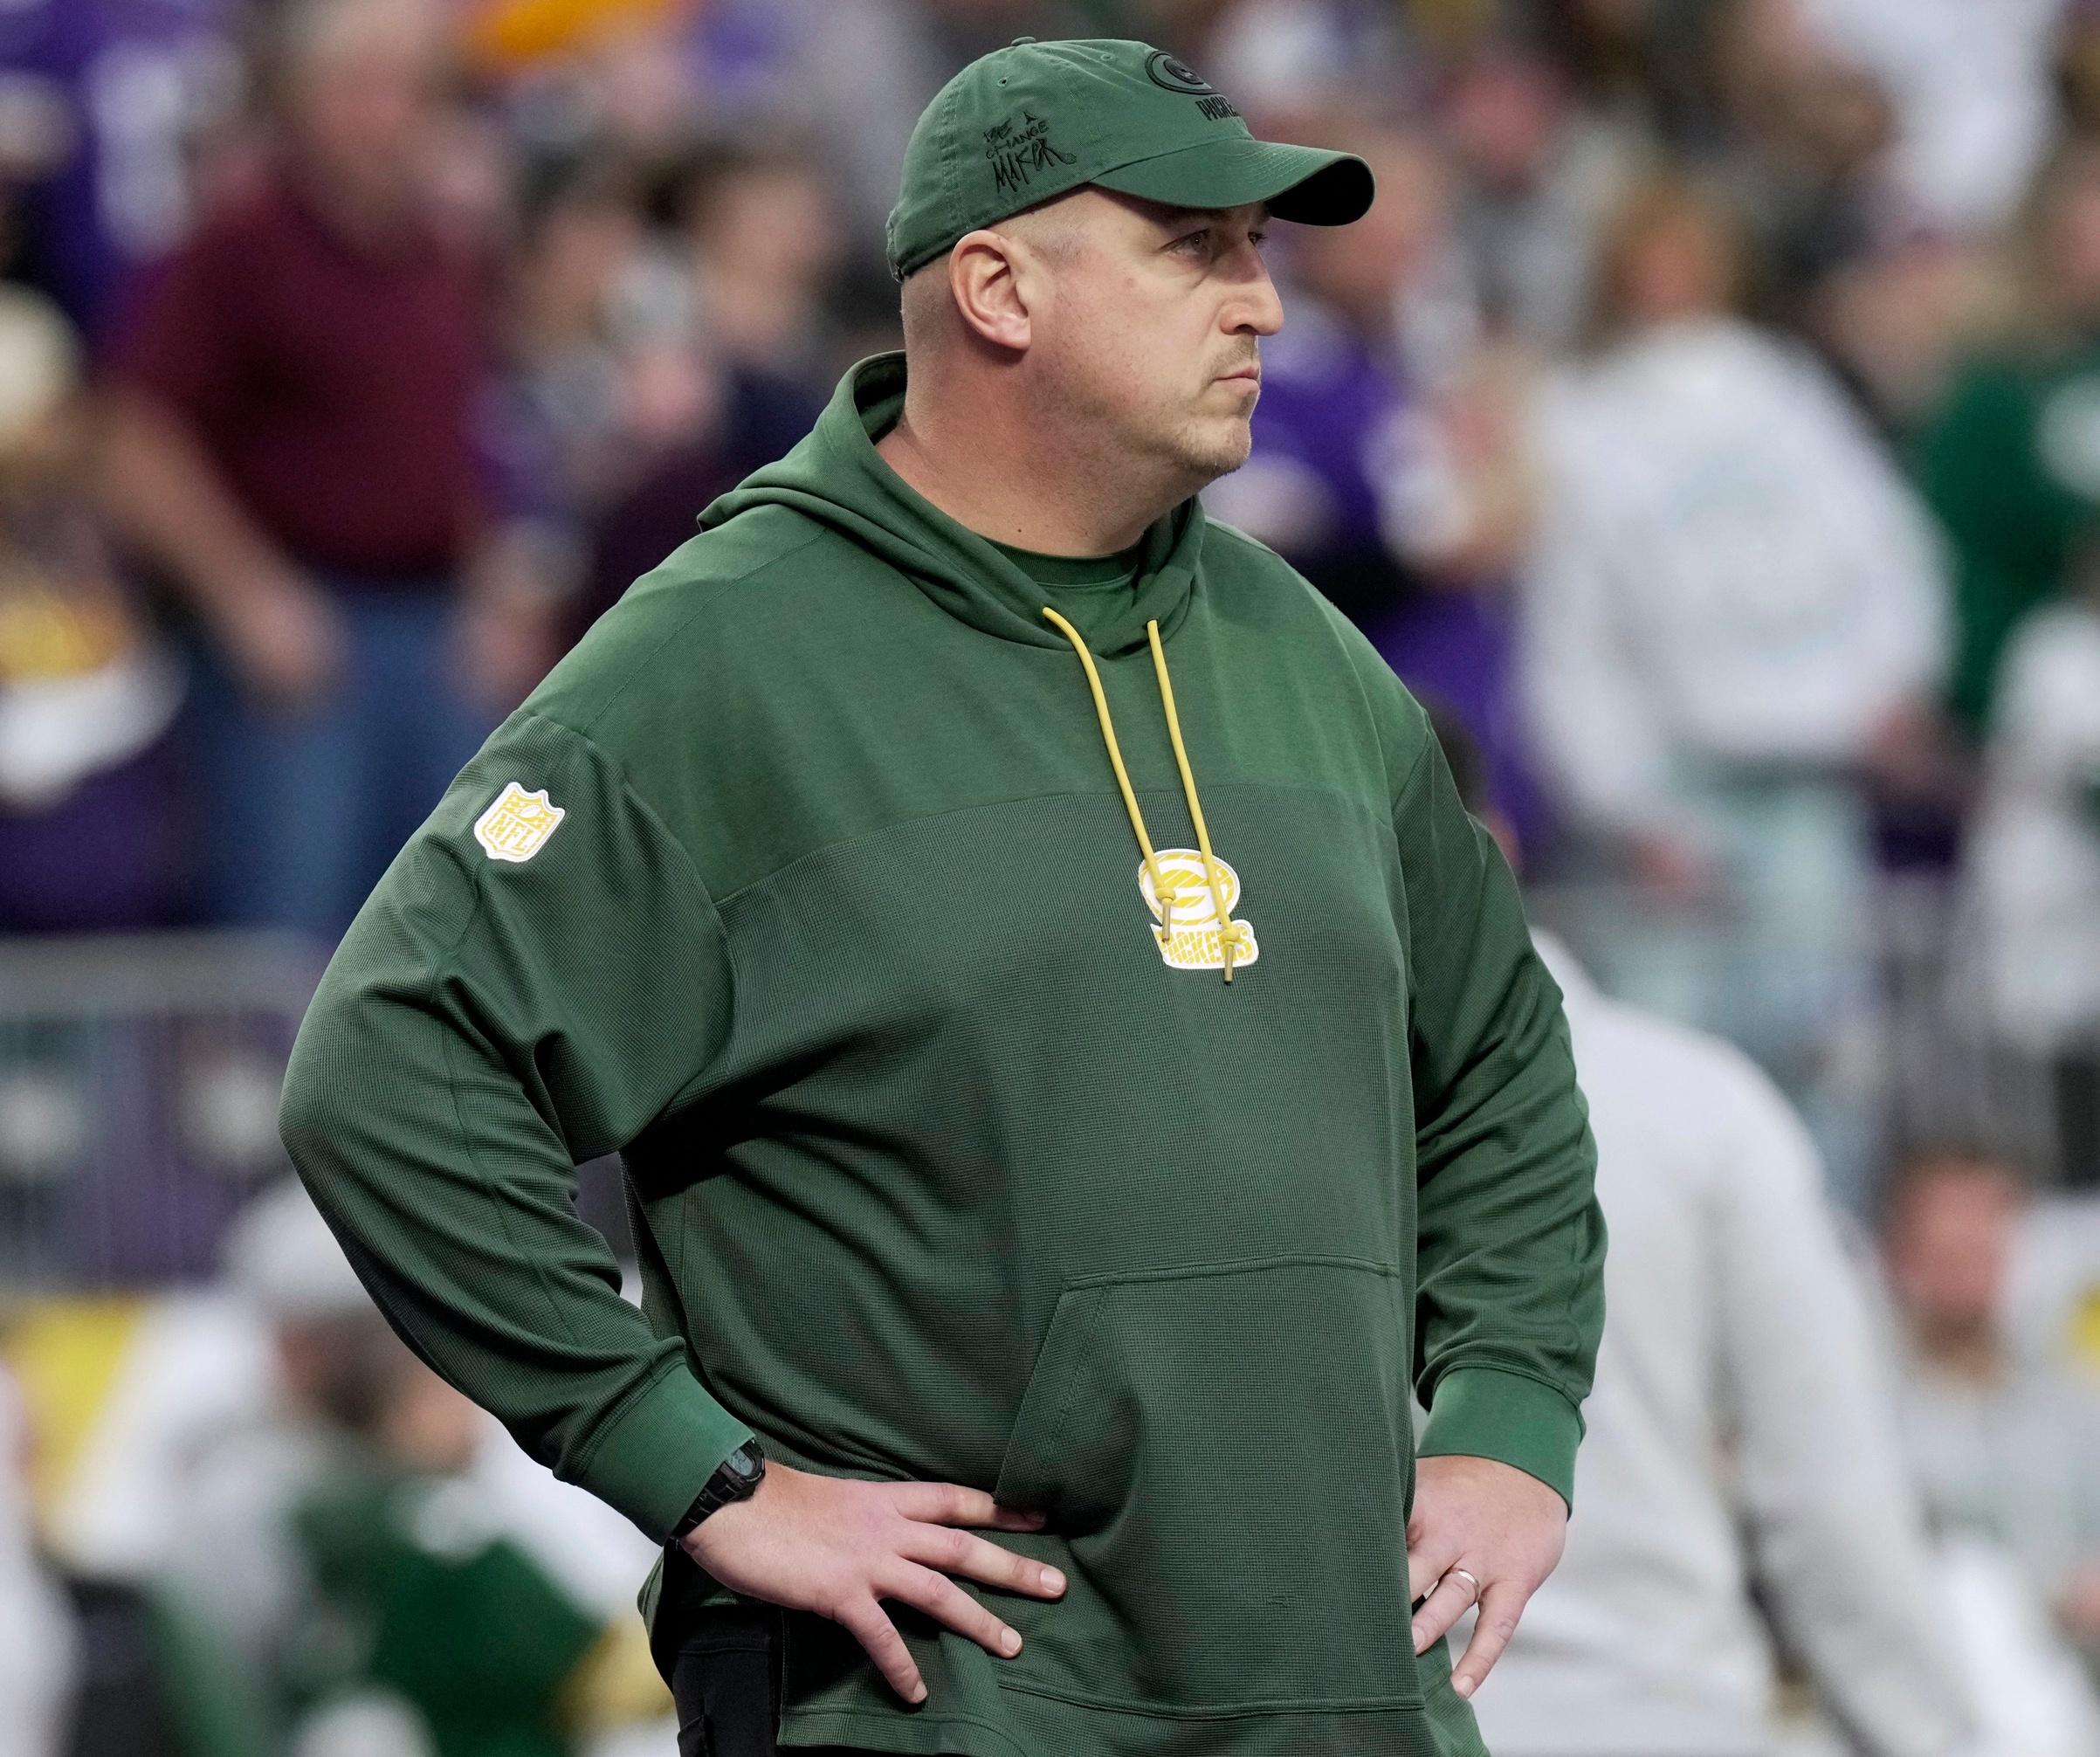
[1520,176,1946,1202]
[1419,713,1978,1757]
[103,0,544,934]
[1881,1148,2100,1675]
[155,1182,671,1757]
[0,285,188,931]
[282,38,1603,1757]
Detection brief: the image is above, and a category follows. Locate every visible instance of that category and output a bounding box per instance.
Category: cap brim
[1091,137,1374,226]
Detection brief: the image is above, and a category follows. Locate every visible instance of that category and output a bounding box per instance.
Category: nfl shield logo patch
[474,782,565,863]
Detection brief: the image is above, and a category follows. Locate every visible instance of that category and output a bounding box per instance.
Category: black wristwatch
[670,1439,767,1542]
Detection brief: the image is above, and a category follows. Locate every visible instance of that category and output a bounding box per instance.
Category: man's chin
[1168,418,1254,485]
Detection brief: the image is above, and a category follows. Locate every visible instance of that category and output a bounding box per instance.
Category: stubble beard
[1057,343,1259,510]
[1157,343,1261,486]
[1073,398,1251,512]
[1161,410,1255,485]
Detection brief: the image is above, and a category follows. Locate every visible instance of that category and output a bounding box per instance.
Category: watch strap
[669,1439,766,1543]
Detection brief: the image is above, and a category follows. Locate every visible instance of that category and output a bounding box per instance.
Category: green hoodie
[281,354,1603,1757]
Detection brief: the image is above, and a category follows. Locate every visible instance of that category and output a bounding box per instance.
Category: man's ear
[948,228,1032,351]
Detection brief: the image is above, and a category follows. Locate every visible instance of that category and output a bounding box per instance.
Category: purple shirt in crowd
[1227,295,1547,849]
[0,0,242,345]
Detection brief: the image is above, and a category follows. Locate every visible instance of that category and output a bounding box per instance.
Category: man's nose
[1230,261,1286,337]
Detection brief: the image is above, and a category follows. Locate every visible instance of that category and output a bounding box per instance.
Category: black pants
[670,1603,882,1757]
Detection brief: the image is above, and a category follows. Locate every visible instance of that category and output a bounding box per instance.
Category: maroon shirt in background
[114,179,485,585]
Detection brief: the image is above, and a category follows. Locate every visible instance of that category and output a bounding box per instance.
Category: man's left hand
[1407,1453,1567,1700]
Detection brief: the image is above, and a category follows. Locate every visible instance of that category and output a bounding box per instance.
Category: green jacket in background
[281,354,1604,1757]
[151,1457,602,1757]
[1920,339,2100,733]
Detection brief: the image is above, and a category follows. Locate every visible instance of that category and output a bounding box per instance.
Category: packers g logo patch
[1144,51,1240,119]
[474,782,565,863]
[1140,850,1258,973]
[1145,51,1213,93]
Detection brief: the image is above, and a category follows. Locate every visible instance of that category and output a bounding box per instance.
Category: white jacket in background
[1966,602,2100,1052]
[1521,318,1947,837]
[1471,935,1976,1757]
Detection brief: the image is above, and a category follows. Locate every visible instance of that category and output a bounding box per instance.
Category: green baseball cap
[885,38,1374,280]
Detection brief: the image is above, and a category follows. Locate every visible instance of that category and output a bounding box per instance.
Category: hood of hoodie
[699,352,1206,657]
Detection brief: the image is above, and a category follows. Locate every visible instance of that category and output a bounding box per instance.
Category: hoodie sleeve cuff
[1418,1368,1585,1512]
[575,1368,755,1542]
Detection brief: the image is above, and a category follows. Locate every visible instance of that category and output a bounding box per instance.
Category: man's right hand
[215,568,345,710]
[681,1462,1065,1703]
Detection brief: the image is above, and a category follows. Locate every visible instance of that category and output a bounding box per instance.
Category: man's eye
[1250,231,1269,251]
[1174,231,1210,256]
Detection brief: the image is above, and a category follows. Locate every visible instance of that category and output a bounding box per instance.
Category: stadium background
[0,1,2097,1754]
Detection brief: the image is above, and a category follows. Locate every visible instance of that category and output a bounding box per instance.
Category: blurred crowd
[3,0,2100,1754]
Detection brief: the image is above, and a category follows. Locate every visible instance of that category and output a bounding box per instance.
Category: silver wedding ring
[1442,1567,1482,1604]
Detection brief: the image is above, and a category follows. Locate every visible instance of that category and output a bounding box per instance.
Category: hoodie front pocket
[991,1255,1420,1715]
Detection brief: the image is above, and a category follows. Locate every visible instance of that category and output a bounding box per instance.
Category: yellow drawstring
[1145,621,1237,982]
[1041,607,1238,982]
[1039,606,1181,938]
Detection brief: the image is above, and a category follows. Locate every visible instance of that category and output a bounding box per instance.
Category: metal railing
[0,887,2069,1293]
[0,933,324,1291]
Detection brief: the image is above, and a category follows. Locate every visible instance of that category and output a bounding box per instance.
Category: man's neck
[291,162,422,256]
[1912,1316,2007,1389]
[874,372,1194,558]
